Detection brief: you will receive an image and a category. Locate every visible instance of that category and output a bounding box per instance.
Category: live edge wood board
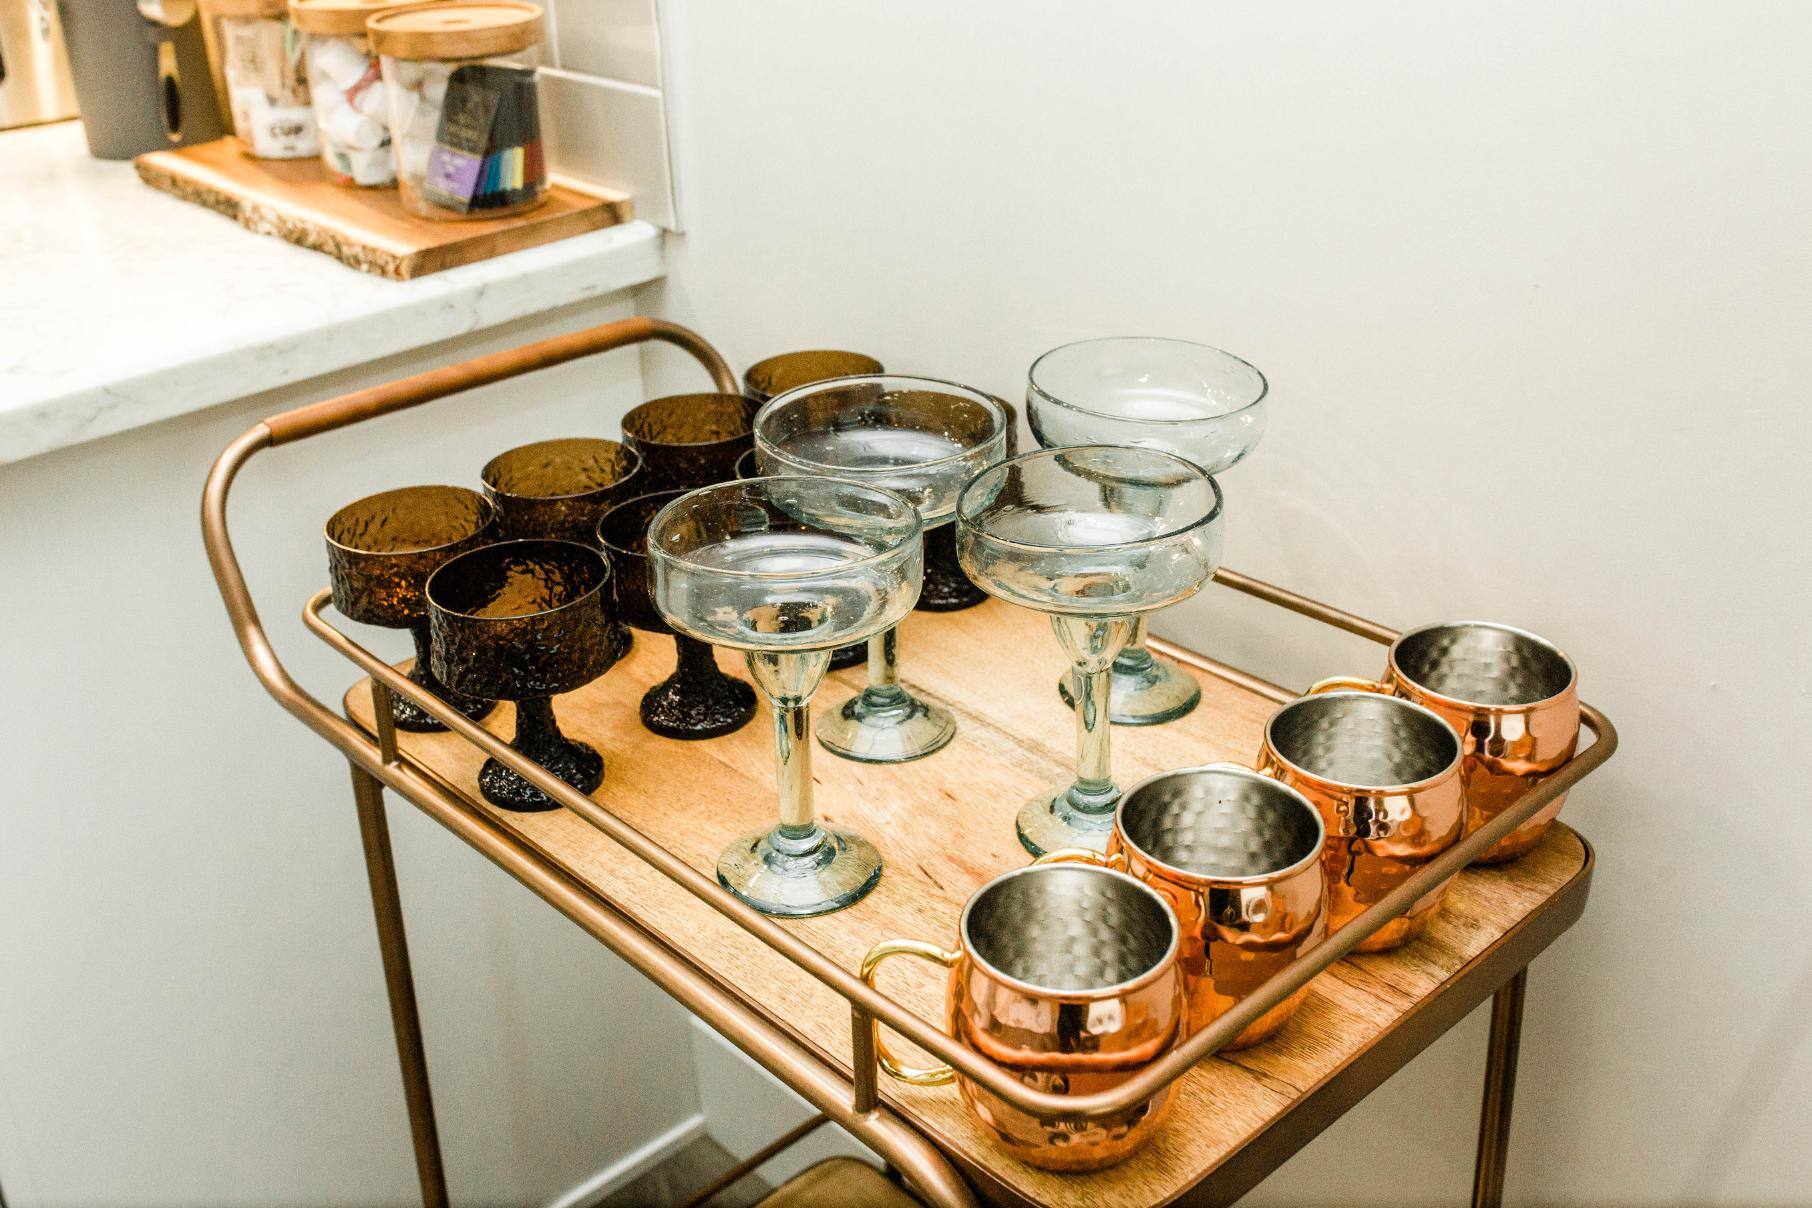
[344,599,1591,1208]
[136,138,631,280]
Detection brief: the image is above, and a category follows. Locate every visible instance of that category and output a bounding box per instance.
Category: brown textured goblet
[326,484,499,733]
[597,491,757,740]
[481,437,642,665]
[620,393,758,493]
[732,442,863,670]
[742,349,885,405]
[427,539,615,812]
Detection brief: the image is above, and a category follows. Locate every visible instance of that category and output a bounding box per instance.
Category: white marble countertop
[0,121,665,465]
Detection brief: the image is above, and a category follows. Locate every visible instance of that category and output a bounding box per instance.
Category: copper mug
[1035,764,1326,1048]
[1257,691,1466,952]
[1312,621,1579,863]
[860,864,1184,1171]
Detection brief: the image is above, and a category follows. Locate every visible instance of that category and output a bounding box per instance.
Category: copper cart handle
[263,318,736,446]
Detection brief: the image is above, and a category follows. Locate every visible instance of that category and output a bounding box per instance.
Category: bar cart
[202,318,1617,1208]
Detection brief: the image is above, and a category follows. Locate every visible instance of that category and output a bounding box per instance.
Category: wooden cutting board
[135,138,632,280]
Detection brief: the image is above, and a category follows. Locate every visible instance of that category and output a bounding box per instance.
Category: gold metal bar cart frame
[202,317,1618,1208]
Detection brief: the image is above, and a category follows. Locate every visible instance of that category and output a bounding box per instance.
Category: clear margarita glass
[1026,337,1266,725]
[957,446,1224,855]
[649,476,923,915]
[755,375,1006,763]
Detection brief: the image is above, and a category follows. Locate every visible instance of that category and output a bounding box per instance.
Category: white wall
[0,300,703,1207]
[645,2,1812,1202]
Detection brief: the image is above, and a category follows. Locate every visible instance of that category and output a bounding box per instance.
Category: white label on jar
[251,101,321,158]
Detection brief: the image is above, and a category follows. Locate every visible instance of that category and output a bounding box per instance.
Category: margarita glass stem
[747,649,832,855]
[1114,616,1157,680]
[860,627,908,708]
[1052,615,1136,815]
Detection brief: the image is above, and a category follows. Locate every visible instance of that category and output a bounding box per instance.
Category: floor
[597,1135,771,1208]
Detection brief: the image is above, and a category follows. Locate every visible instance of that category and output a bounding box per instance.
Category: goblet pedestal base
[478,723,604,812]
[1015,791,1117,858]
[640,668,757,740]
[717,825,883,917]
[394,660,497,734]
[818,689,955,763]
[1059,647,1201,727]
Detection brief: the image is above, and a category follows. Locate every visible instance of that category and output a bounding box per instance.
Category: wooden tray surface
[136,139,631,280]
[344,599,1589,1207]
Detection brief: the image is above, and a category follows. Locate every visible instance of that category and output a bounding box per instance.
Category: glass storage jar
[200,0,320,158]
[289,0,425,186]
[367,1,548,220]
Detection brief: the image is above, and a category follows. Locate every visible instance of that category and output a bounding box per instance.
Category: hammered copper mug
[1258,692,1466,952]
[860,864,1184,1171]
[1311,621,1579,863]
[1036,764,1326,1048]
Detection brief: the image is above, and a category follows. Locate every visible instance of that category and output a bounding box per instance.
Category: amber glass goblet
[482,437,643,664]
[427,539,615,812]
[621,393,758,493]
[597,491,757,740]
[743,349,884,406]
[326,484,499,733]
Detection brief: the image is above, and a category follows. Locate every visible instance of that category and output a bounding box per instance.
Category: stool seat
[755,1157,922,1208]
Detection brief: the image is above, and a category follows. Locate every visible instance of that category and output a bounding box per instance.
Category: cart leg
[1470,968,1527,1208]
[350,763,449,1208]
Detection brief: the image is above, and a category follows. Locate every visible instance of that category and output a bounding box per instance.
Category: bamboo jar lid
[200,0,291,19]
[289,0,428,37]
[366,0,544,59]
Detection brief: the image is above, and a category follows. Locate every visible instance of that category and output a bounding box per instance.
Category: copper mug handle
[1031,848,1128,870]
[1307,674,1387,695]
[859,940,961,1086]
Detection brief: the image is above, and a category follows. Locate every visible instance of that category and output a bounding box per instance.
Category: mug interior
[1121,768,1322,879]
[1394,623,1574,707]
[1269,692,1459,788]
[963,866,1174,994]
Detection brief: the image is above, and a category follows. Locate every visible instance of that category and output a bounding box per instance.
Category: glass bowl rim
[646,474,924,582]
[324,484,496,557]
[754,374,1009,477]
[955,444,1224,556]
[622,393,756,450]
[480,437,643,504]
[424,537,613,623]
[1027,336,1269,428]
[595,488,688,563]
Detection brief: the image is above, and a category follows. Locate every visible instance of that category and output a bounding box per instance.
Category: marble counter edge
[0,220,666,466]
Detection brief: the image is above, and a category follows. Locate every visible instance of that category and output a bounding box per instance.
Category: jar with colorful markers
[367,1,548,220]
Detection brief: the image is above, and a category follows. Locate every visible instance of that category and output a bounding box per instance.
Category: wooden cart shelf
[341,599,1594,1208]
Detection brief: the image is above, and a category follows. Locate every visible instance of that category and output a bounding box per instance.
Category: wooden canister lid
[200,0,291,19]
[366,0,543,59]
[290,0,425,37]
